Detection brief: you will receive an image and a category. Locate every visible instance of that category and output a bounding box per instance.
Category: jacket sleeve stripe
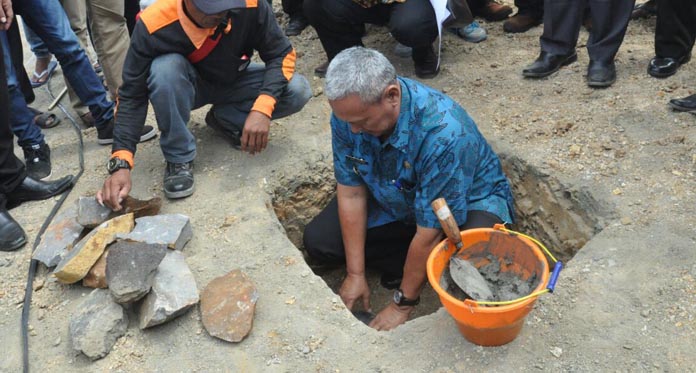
[282,48,296,81]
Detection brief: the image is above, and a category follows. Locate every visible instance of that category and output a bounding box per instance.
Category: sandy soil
[1,1,695,371]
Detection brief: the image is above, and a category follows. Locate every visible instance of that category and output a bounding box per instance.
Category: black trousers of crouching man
[303,197,503,278]
[303,0,438,63]
[655,0,696,59]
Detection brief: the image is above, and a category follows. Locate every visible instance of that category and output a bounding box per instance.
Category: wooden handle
[431,198,462,247]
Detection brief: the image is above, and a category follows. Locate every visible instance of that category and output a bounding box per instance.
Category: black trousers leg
[516,0,544,18]
[304,0,388,60]
[539,0,586,56]
[303,197,503,277]
[655,0,696,58]
[0,36,26,202]
[282,0,304,16]
[388,0,438,57]
[586,0,634,63]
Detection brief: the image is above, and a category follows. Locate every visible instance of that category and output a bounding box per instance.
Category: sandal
[28,107,61,129]
[30,60,58,88]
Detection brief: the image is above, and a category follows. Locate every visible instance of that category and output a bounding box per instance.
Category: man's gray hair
[325,47,397,104]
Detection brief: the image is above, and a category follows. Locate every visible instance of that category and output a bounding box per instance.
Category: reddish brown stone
[83,250,109,289]
[122,196,162,219]
[200,270,258,342]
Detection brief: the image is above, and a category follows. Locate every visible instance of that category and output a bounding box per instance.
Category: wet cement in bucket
[440,255,539,302]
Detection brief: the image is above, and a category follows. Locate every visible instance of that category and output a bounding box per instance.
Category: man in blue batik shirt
[303,47,515,331]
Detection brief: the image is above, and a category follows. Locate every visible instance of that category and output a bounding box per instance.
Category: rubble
[33,203,84,267]
[53,214,135,284]
[118,214,192,250]
[106,241,167,304]
[139,251,199,329]
[200,269,258,342]
[69,289,128,360]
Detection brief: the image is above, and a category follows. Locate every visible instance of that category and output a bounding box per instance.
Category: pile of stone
[33,196,198,360]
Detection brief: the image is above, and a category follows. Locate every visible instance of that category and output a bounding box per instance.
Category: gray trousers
[540,0,634,63]
[147,53,311,163]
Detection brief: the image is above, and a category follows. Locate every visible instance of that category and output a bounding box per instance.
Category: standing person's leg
[283,0,308,36]
[504,0,543,33]
[16,0,115,130]
[522,0,584,78]
[86,0,130,98]
[389,0,439,79]
[21,24,56,87]
[584,0,633,87]
[649,0,696,78]
[203,63,311,147]
[304,0,382,75]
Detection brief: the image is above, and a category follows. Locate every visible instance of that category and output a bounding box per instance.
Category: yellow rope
[498,226,558,264]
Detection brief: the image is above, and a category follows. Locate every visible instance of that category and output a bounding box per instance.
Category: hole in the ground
[272,155,611,322]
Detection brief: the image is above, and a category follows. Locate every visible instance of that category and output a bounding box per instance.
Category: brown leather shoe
[503,14,541,33]
[315,61,329,78]
[478,0,513,22]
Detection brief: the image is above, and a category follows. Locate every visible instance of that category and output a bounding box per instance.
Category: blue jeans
[0,31,44,148]
[22,24,51,59]
[147,54,312,163]
[15,0,114,128]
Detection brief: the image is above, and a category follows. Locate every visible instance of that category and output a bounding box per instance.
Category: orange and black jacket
[111,0,296,166]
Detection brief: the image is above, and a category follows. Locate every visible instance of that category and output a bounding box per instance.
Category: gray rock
[33,203,84,267]
[77,196,114,228]
[69,289,128,360]
[106,241,167,304]
[118,214,192,250]
[139,251,199,329]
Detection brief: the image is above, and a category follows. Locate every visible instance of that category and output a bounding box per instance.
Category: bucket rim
[426,226,551,312]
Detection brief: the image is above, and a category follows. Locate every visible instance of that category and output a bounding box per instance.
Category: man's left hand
[0,0,13,30]
[241,111,271,155]
[368,303,413,331]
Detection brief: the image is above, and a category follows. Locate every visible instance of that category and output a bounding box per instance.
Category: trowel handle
[431,198,462,249]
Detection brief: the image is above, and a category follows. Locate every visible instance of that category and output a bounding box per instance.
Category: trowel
[431,198,494,301]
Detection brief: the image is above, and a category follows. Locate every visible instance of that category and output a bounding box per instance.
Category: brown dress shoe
[478,0,513,22]
[315,61,329,77]
[503,14,541,33]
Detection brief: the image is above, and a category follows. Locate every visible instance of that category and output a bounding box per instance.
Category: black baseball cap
[191,0,247,15]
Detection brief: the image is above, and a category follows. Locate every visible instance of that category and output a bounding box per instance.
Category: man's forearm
[337,185,368,276]
[400,227,443,299]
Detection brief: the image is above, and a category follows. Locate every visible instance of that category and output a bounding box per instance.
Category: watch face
[393,290,403,304]
[107,158,117,172]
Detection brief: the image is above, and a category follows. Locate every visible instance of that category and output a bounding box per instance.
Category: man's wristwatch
[393,289,420,307]
[107,157,131,174]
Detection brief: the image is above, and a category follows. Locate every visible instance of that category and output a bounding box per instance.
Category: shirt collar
[386,77,412,152]
[178,0,217,49]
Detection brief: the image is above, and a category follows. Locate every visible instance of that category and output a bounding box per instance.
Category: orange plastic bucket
[426,225,550,346]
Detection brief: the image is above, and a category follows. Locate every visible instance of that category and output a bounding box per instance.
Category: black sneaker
[413,45,440,79]
[22,142,52,180]
[205,110,242,149]
[97,118,157,145]
[163,161,194,199]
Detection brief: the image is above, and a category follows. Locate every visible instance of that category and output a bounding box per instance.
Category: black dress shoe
[285,14,309,36]
[413,45,439,79]
[314,61,329,78]
[6,175,73,208]
[669,93,696,113]
[631,0,657,20]
[648,54,691,78]
[587,60,616,88]
[523,51,578,78]
[0,209,27,252]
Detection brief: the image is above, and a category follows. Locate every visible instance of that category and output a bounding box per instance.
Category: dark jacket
[113,0,296,158]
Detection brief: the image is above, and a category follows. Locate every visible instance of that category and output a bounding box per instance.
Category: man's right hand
[0,0,13,30]
[97,169,132,211]
[339,272,371,312]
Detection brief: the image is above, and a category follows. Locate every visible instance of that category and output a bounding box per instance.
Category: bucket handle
[467,225,564,306]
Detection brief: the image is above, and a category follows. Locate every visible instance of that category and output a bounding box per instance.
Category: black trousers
[303,197,503,277]
[655,0,696,58]
[540,0,634,63]
[0,31,27,210]
[283,0,303,16]
[304,0,438,61]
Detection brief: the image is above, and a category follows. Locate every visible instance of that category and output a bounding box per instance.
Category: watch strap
[111,150,134,169]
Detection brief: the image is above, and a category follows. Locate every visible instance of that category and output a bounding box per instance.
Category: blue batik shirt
[331,77,514,229]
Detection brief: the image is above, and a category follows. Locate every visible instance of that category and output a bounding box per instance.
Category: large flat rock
[32,203,84,267]
[118,214,192,250]
[76,196,114,228]
[139,251,199,329]
[106,240,167,304]
[53,214,135,284]
[200,270,258,343]
[69,289,128,360]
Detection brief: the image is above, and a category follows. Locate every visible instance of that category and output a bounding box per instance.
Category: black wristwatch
[107,157,131,174]
[393,289,420,307]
